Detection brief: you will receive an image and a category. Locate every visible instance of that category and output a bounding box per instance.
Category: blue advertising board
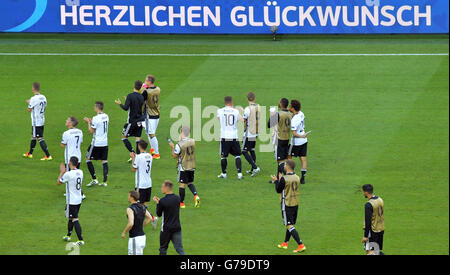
[0,0,448,34]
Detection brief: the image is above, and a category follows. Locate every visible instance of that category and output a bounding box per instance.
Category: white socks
[149,136,159,154]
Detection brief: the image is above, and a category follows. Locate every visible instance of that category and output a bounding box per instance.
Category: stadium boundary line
[0,53,448,57]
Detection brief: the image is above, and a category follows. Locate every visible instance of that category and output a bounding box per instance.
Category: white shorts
[128,235,146,255]
[144,118,159,135]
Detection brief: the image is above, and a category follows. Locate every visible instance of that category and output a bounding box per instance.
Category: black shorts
[276,139,290,161]
[178,170,195,183]
[242,137,256,152]
[282,205,298,226]
[365,230,384,251]
[123,122,143,137]
[136,187,152,203]
[87,145,108,160]
[31,126,44,138]
[289,143,308,157]
[220,139,241,157]
[66,204,81,219]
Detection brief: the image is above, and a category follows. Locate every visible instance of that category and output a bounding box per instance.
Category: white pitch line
[0,52,448,57]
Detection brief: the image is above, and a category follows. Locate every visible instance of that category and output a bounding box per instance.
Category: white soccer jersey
[62,128,83,163]
[28,94,47,127]
[60,169,83,205]
[217,106,241,139]
[133,152,153,189]
[91,113,109,147]
[291,111,307,146]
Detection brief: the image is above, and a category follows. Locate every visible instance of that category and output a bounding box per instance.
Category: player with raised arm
[271,159,306,253]
[84,101,109,187]
[217,96,244,180]
[141,75,161,159]
[23,82,52,160]
[58,157,85,246]
[130,140,158,229]
[169,126,200,208]
[268,98,292,183]
[121,190,154,255]
[115,80,145,162]
[288,100,310,184]
[242,92,261,177]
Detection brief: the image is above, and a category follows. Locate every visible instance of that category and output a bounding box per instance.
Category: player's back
[143,86,161,117]
[134,152,153,189]
[92,113,109,147]
[64,169,83,205]
[62,128,83,162]
[218,106,240,139]
[291,111,307,145]
[244,103,260,137]
[283,173,300,207]
[29,94,47,126]
[277,110,292,141]
[125,92,145,124]
[178,138,196,171]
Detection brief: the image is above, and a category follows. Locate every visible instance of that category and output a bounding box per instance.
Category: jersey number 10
[223,114,235,126]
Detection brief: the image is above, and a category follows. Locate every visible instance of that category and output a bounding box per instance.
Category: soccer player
[141,75,161,159]
[288,100,310,184]
[268,98,292,182]
[58,157,84,246]
[84,101,109,187]
[153,180,185,255]
[121,190,154,255]
[115,80,145,162]
[23,82,52,160]
[61,116,83,170]
[217,96,244,180]
[271,159,306,253]
[169,126,200,209]
[130,140,158,229]
[362,184,385,255]
[242,92,261,177]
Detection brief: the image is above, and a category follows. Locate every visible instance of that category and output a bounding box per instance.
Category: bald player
[169,126,200,209]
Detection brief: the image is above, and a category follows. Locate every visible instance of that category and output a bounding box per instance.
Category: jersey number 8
[76,177,82,190]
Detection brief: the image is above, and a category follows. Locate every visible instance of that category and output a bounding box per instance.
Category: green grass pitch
[0,34,448,255]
